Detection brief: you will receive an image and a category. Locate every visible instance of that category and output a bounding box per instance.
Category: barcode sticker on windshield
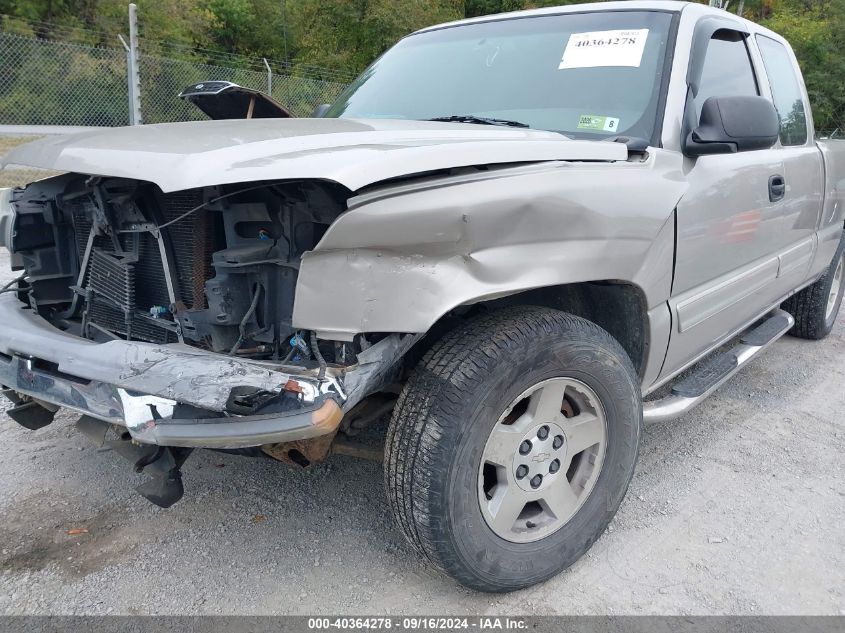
[559,29,649,69]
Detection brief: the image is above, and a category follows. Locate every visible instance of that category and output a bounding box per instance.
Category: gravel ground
[0,248,843,615]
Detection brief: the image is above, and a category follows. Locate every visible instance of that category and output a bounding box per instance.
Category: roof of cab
[412,1,784,43]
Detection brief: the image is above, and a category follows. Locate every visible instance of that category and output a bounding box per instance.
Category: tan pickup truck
[1,1,843,592]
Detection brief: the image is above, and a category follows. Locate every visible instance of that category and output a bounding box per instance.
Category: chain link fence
[817,104,845,139]
[0,29,350,128]
[138,53,348,124]
[0,22,351,187]
[0,32,130,127]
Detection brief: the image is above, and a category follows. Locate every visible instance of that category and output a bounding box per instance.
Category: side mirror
[684,96,779,157]
[312,103,331,118]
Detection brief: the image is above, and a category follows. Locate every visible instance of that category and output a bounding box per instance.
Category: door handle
[769,175,786,202]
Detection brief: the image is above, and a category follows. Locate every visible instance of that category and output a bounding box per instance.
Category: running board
[643,309,794,423]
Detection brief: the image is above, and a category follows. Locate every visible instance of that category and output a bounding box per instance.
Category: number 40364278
[575,37,637,47]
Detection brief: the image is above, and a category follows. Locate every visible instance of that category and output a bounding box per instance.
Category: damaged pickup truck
[1,1,844,592]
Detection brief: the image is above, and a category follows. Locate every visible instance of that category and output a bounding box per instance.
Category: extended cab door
[661,23,790,377]
[753,34,824,291]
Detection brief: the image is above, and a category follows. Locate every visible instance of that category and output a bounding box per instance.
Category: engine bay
[7,174,351,362]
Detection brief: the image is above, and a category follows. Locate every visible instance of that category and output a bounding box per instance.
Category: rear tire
[384,306,641,592]
[783,234,845,340]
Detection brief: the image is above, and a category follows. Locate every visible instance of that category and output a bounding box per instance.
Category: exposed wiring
[311,331,327,380]
[0,275,27,295]
[2,275,24,290]
[229,285,263,356]
[125,183,284,233]
[281,343,296,364]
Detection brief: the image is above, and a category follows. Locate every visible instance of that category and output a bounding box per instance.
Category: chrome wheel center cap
[513,421,566,492]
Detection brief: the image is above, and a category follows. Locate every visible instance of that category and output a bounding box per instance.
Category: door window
[756,35,808,146]
[695,31,759,117]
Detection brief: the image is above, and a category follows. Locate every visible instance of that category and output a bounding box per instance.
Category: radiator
[71,190,214,343]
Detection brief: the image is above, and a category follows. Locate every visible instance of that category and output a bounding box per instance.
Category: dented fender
[293,150,687,340]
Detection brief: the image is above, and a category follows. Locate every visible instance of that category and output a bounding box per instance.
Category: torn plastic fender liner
[341,333,424,406]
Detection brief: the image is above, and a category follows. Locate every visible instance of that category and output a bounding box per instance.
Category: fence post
[126,3,143,125]
[263,58,272,96]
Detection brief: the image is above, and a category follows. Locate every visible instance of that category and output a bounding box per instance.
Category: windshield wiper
[427,114,530,128]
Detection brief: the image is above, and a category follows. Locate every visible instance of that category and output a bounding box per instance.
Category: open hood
[178,81,295,120]
[2,118,628,192]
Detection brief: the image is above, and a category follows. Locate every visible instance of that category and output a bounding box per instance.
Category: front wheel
[384,307,641,592]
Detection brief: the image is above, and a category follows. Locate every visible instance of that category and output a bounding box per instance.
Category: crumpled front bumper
[0,294,346,449]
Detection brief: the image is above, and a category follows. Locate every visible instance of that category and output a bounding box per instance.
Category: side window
[695,31,759,117]
[756,35,808,146]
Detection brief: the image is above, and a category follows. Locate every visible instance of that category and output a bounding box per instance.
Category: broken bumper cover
[0,294,345,449]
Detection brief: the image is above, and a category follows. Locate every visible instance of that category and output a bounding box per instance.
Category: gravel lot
[0,248,842,615]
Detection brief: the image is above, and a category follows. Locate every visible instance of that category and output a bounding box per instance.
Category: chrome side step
[643,309,794,423]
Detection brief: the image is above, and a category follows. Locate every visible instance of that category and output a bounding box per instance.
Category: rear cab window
[755,35,808,146]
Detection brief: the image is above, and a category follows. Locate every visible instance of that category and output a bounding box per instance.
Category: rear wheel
[384,306,641,592]
[783,235,845,340]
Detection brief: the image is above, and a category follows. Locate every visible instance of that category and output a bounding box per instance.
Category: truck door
[662,26,788,377]
[754,34,824,292]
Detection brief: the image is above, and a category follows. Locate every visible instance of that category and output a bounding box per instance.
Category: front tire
[384,307,641,592]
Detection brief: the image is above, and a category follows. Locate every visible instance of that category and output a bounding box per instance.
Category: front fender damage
[292,153,686,339]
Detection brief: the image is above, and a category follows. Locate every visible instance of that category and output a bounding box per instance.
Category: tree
[760,0,845,133]
[286,0,462,74]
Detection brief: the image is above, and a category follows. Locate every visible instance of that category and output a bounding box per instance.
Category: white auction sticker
[559,29,649,69]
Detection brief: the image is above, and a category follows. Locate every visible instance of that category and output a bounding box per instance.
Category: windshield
[327,10,675,142]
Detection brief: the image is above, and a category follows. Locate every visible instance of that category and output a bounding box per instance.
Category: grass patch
[0,136,51,188]
[0,136,38,155]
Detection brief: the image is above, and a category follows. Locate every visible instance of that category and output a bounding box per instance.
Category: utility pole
[125,3,143,125]
[264,58,273,95]
[281,0,289,64]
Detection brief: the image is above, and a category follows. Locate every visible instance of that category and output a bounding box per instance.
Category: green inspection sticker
[577,114,620,132]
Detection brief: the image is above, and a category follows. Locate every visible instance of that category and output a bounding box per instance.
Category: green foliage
[685,0,843,132]
[466,0,582,17]
[286,1,462,74]
[0,33,128,125]
[759,0,845,133]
